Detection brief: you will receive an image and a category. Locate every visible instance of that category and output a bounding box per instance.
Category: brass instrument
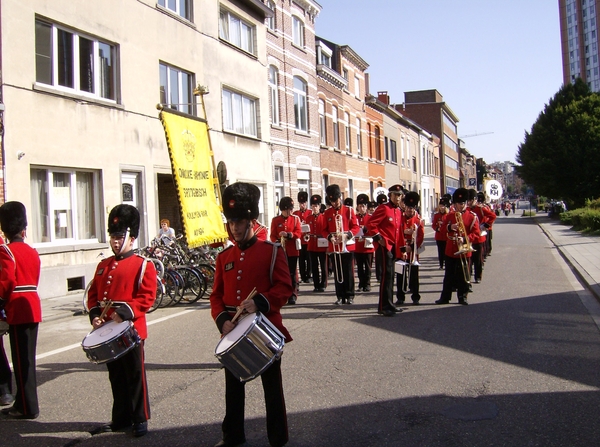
[332,214,346,283]
[401,224,420,293]
[453,212,474,283]
[280,234,287,254]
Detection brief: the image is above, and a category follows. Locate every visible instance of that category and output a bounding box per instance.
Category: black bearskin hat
[388,184,404,195]
[452,188,469,204]
[279,196,294,211]
[108,204,140,238]
[222,182,260,221]
[0,201,28,237]
[368,201,377,209]
[404,191,420,208]
[439,197,451,207]
[477,192,486,203]
[356,194,370,205]
[310,194,322,206]
[376,193,388,205]
[344,197,353,207]
[297,191,308,203]
[326,185,342,203]
[442,193,452,202]
[467,188,477,201]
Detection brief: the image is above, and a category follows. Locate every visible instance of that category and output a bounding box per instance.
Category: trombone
[453,212,474,284]
[401,224,420,293]
[331,214,346,284]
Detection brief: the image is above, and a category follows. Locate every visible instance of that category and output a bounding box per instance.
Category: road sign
[468,178,476,187]
[485,180,503,201]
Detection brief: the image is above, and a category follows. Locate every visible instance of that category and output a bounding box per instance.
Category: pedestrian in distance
[87,204,157,437]
[210,182,292,447]
[0,202,41,419]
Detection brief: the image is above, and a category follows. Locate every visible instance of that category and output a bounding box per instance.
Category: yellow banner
[159,110,227,247]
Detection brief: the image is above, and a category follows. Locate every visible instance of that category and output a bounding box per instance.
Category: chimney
[377,91,390,105]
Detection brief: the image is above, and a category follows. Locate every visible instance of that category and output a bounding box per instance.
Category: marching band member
[367,185,406,316]
[478,193,496,260]
[293,191,312,284]
[87,204,156,436]
[306,194,327,293]
[374,193,389,282]
[210,182,292,447]
[270,197,302,305]
[0,202,41,419]
[396,192,424,305]
[435,188,481,306]
[321,185,360,305]
[432,196,450,269]
[468,190,497,283]
[354,194,375,292]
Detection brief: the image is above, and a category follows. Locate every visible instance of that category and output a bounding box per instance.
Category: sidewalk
[40,215,600,323]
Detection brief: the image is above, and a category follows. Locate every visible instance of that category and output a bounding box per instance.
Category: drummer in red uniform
[87,204,157,437]
[0,202,41,419]
[210,182,292,447]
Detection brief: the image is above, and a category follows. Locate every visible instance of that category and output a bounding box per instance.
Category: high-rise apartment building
[559,0,600,91]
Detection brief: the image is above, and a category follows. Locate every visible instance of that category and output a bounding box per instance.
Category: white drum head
[82,320,131,347]
[215,313,257,354]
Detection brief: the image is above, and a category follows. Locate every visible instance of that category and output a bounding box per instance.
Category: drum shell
[81,320,140,364]
[215,313,285,382]
[394,260,407,274]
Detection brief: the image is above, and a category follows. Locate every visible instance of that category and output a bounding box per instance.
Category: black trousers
[375,246,384,281]
[355,252,372,289]
[396,264,420,302]
[331,252,355,301]
[222,359,288,447]
[439,255,470,302]
[298,245,311,282]
[0,336,13,395]
[106,341,150,425]
[286,255,299,297]
[8,323,39,416]
[471,242,484,281]
[309,251,327,290]
[435,240,446,268]
[486,229,493,256]
[378,246,396,313]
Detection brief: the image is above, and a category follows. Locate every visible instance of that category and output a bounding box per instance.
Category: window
[158,0,191,20]
[317,42,332,67]
[268,66,279,125]
[298,169,310,196]
[344,112,351,151]
[390,139,398,163]
[354,76,360,97]
[343,68,349,80]
[401,138,405,167]
[293,76,308,132]
[274,165,284,182]
[412,156,417,173]
[384,137,389,161]
[30,168,100,243]
[356,118,362,156]
[266,1,276,30]
[332,107,339,149]
[160,63,195,115]
[222,88,258,137]
[292,16,304,47]
[374,126,381,160]
[219,9,255,54]
[319,99,326,145]
[35,19,117,101]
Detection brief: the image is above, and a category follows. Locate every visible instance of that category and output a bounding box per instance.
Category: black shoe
[214,440,247,447]
[0,394,14,406]
[313,288,319,292]
[473,279,480,284]
[90,421,131,435]
[1,407,39,419]
[364,286,371,292]
[411,294,420,304]
[317,287,325,292]
[379,309,395,317]
[334,299,342,305]
[347,298,354,304]
[395,299,404,305]
[287,296,296,305]
[435,299,450,305]
[458,298,469,306]
[133,421,148,437]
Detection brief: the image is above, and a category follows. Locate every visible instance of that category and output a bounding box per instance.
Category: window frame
[319,99,326,146]
[293,76,308,132]
[159,62,196,115]
[222,87,258,138]
[157,0,192,21]
[219,9,256,55]
[268,65,280,126]
[332,106,339,149]
[292,15,305,48]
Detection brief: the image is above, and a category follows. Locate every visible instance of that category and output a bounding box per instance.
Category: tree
[516,79,600,208]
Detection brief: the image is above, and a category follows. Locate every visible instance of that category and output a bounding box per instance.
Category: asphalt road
[2,214,600,447]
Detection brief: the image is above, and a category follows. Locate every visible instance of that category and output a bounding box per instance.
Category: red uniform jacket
[0,240,42,325]
[269,214,302,256]
[432,211,449,241]
[210,239,292,342]
[293,209,312,247]
[305,212,327,252]
[355,213,375,254]
[440,210,481,259]
[87,252,157,340]
[366,202,406,257]
[321,205,360,253]
[469,204,496,244]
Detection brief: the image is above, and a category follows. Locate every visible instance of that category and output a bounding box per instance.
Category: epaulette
[265,240,277,246]
[221,244,234,253]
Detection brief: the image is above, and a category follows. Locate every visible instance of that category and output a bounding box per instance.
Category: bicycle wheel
[161,269,182,307]
[175,266,205,304]
[195,263,215,298]
[148,276,164,313]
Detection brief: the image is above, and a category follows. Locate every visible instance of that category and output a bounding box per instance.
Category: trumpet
[453,212,474,284]
[332,214,346,283]
[280,234,287,254]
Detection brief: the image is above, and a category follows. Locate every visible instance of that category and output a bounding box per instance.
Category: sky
[315,0,563,164]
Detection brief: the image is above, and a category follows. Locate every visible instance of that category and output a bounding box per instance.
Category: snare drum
[215,312,285,382]
[81,320,140,364]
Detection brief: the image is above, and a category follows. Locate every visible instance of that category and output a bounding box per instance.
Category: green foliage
[560,207,600,231]
[516,79,600,209]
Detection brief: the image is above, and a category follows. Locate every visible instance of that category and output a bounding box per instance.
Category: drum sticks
[98,299,114,321]
[231,288,257,323]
